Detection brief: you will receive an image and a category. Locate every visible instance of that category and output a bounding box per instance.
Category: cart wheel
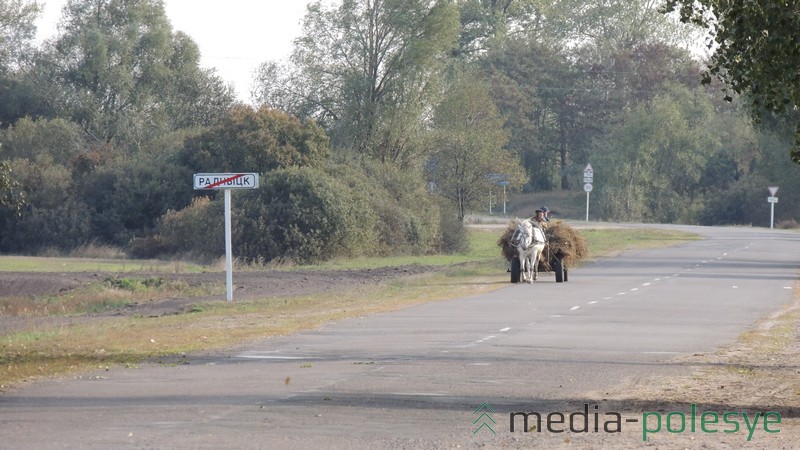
[553,258,564,283]
[510,258,521,283]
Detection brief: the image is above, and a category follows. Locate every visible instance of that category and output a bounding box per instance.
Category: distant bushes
[135,163,464,264]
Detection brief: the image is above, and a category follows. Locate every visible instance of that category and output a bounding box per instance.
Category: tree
[542,0,699,54]
[36,0,233,149]
[253,0,460,168]
[0,0,44,125]
[594,83,723,222]
[0,0,40,72]
[454,0,551,57]
[179,105,330,174]
[235,166,379,264]
[0,160,24,216]
[484,41,577,191]
[427,68,524,219]
[663,0,800,162]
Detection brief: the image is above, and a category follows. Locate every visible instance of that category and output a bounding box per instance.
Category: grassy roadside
[1,227,699,388]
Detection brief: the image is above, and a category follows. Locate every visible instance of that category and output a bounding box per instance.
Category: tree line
[0,0,798,263]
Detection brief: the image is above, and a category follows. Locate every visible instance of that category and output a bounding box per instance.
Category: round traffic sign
[583,183,593,193]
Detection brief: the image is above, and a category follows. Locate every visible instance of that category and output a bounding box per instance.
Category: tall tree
[35,0,233,149]
[594,83,723,222]
[0,0,40,72]
[0,0,42,125]
[542,0,701,56]
[253,0,460,168]
[179,105,330,175]
[454,0,549,57]
[663,0,800,163]
[427,68,524,219]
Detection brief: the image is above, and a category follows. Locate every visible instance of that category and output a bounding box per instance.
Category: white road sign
[768,197,779,203]
[584,183,593,193]
[584,163,593,175]
[194,173,259,190]
[768,186,779,196]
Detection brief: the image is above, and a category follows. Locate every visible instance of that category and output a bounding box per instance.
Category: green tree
[663,0,800,162]
[179,105,330,174]
[0,0,40,71]
[253,0,460,167]
[75,153,193,245]
[1,117,87,165]
[36,0,233,149]
[0,160,25,217]
[235,166,379,264]
[594,83,722,222]
[527,0,701,59]
[454,0,550,57]
[0,0,44,125]
[427,68,524,219]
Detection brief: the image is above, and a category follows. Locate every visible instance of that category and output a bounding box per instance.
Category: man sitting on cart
[531,207,549,230]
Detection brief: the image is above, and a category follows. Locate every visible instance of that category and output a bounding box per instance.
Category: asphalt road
[1,225,798,449]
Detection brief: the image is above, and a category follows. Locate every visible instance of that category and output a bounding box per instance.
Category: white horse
[511,219,546,283]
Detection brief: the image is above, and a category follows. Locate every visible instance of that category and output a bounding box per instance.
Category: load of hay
[497,219,589,271]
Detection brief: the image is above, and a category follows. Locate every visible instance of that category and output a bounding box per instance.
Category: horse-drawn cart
[499,220,588,284]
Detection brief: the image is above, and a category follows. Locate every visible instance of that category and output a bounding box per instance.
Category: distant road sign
[194,173,259,190]
[768,186,779,196]
[583,175,593,183]
[583,183,593,193]
[768,197,779,203]
[584,163,593,175]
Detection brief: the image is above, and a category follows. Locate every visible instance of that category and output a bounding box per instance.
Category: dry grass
[0,267,507,388]
[0,277,222,317]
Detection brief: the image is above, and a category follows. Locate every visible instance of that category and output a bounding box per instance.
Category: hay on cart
[498,220,588,270]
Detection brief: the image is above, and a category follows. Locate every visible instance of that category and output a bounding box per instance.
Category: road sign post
[583,164,593,221]
[194,173,259,301]
[497,180,510,215]
[767,186,779,229]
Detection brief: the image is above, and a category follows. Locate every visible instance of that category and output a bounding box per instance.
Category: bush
[348,160,441,255]
[0,200,93,253]
[437,200,469,254]
[235,166,379,264]
[697,178,766,226]
[133,196,224,260]
[139,163,452,263]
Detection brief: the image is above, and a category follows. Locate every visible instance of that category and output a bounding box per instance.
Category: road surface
[1,225,798,448]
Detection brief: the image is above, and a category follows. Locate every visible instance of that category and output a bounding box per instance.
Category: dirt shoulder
[0,265,438,334]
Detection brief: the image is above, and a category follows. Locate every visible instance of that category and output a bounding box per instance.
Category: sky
[35,0,314,103]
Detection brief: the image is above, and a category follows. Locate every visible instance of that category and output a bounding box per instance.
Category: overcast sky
[36,0,314,103]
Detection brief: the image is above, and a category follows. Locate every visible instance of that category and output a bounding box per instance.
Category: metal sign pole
[503,185,507,215]
[767,186,779,230]
[770,200,775,229]
[583,163,593,222]
[224,189,233,301]
[193,172,259,302]
[586,191,590,221]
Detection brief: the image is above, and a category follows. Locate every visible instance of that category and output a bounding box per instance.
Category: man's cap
[540,206,549,212]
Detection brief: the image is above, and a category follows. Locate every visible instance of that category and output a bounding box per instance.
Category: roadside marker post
[583,164,593,221]
[768,186,779,229]
[193,173,259,301]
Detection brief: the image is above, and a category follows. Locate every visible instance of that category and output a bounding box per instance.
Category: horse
[510,218,546,283]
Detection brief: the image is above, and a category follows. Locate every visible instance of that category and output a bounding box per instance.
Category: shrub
[235,166,379,264]
[137,196,224,260]
[437,200,469,254]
